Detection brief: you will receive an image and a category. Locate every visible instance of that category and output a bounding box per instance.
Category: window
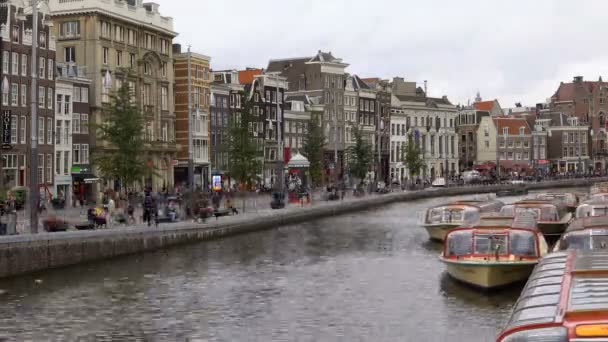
[129,53,136,68]
[20,116,25,144]
[60,21,80,38]
[47,88,53,110]
[563,147,568,157]
[116,50,123,67]
[523,140,530,148]
[161,86,168,110]
[144,33,155,50]
[64,152,69,175]
[38,86,45,108]
[56,152,61,175]
[64,47,76,63]
[38,117,44,144]
[563,132,568,143]
[162,122,168,142]
[64,95,71,115]
[569,133,575,143]
[502,127,508,135]
[142,84,151,106]
[161,62,167,78]
[516,152,521,160]
[21,86,27,111]
[72,87,80,103]
[11,52,18,75]
[47,118,52,145]
[81,144,89,164]
[128,29,136,45]
[81,114,88,134]
[101,79,109,103]
[1,82,7,105]
[582,132,587,143]
[72,113,80,134]
[144,62,151,75]
[10,115,16,144]
[63,121,70,145]
[47,59,53,80]
[484,125,489,137]
[519,127,525,135]
[507,152,513,160]
[114,25,124,42]
[46,154,52,183]
[10,83,17,106]
[160,39,170,54]
[101,21,111,38]
[515,141,521,148]
[37,57,45,78]
[485,140,489,148]
[73,144,80,164]
[103,47,109,65]
[56,120,61,145]
[2,51,8,74]
[80,87,88,104]
[11,26,19,43]
[523,152,529,160]
[128,81,135,102]
[39,31,47,48]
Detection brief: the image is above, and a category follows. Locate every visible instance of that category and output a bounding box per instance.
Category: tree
[403,133,425,180]
[92,76,146,190]
[302,114,325,187]
[346,126,373,184]
[224,95,262,194]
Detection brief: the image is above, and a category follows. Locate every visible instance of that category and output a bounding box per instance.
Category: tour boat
[497,250,608,342]
[500,199,572,236]
[590,181,608,196]
[531,192,580,213]
[553,216,608,252]
[576,199,608,218]
[439,213,548,289]
[421,199,504,242]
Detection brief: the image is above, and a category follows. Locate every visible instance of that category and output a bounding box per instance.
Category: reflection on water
[0,189,583,341]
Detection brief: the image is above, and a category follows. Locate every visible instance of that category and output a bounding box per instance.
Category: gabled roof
[492,117,531,134]
[474,100,496,111]
[238,69,263,85]
[552,78,607,101]
[266,57,310,73]
[352,75,370,90]
[360,77,380,86]
[309,51,338,63]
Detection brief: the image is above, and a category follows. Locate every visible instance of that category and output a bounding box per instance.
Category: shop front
[71,165,98,206]
[54,175,72,207]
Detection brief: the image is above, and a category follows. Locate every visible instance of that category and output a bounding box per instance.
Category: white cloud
[155,0,608,107]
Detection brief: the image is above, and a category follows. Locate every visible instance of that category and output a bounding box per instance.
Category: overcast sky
[155,0,608,108]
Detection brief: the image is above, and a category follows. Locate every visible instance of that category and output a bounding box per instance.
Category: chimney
[574,76,584,83]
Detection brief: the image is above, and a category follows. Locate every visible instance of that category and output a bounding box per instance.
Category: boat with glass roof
[553,216,608,252]
[530,192,580,213]
[421,199,504,242]
[500,199,572,236]
[497,250,608,342]
[439,213,548,289]
[575,199,608,218]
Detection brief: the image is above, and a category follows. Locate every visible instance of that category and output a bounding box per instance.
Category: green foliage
[346,126,373,182]
[403,133,425,178]
[224,96,262,187]
[302,114,325,186]
[92,77,146,188]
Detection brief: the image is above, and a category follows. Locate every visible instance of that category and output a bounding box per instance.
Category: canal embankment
[0,177,604,279]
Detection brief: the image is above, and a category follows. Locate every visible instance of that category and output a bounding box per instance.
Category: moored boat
[496,184,528,197]
[554,216,608,252]
[439,213,548,289]
[531,192,580,213]
[497,250,608,342]
[421,199,503,242]
[500,199,572,236]
[575,199,608,218]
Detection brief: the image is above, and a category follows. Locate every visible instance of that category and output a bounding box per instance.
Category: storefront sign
[71,165,91,174]
[2,110,11,149]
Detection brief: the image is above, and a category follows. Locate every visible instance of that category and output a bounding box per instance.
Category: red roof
[492,117,531,135]
[361,77,380,84]
[553,81,599,101]
[474,100,495,111]
[238,69,263,85]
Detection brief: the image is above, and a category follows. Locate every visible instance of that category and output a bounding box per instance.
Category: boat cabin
[443,214,543,261]
[498,251,608,341]
[554,216,608,251]
[500,200,565,222]
[423,200,503,226]
[531,192,579,210]
[576,199,608,218]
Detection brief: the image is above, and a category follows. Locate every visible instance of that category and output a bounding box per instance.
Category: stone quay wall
[0,178,603,279]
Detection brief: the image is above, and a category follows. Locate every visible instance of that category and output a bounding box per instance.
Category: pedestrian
[143,188,154,227]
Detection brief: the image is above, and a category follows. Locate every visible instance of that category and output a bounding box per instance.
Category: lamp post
[29,0,39,233]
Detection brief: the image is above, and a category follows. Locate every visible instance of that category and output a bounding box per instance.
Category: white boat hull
[424,223,461,241]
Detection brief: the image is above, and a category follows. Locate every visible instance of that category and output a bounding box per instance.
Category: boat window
[509,305,557,325]
[473,234,508,255]
[515,294,560,313]
[514,207,541,220]
[500,205,515,216]
[558,232,608,251]
[509,231,537,256]
[540,207,559,221]
[428,207,466,224]
[524,276,564,290]
[446,231,473,256]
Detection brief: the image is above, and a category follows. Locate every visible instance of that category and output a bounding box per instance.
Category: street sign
[2,110,11,150]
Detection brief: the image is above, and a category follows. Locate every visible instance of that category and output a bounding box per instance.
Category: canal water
[0,189,583,341]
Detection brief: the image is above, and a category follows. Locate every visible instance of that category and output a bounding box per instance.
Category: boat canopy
[444,215,540,258]
[576,200,608,218]
[590,182,608,195]
[498,251,608,341]
[424,200,503,225]
[501,203,560,221]
[555,217,608,251]
[531,192,578,207]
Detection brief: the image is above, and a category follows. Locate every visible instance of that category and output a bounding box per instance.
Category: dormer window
[519,127,525,135]
[502,127,509,135]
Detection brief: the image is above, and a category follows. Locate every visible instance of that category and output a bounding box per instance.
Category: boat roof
[590,182,608,195]
[531,192,577,201]
[565,216,608,233]
[512,199,566,209]
[433,199,503,210]
[502,250,608,334]
[580,198,608,206]
[459,213,538,231]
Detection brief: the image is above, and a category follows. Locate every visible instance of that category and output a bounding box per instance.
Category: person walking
[143,188,154,227]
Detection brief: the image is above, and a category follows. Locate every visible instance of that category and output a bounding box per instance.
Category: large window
[10,83,18,106]
[56,120,61,145]
[11,52,17,75]
[2,51,8,74]
[73,144,80,164]
[128,29,136,45]
[38,87,45,108]
[116,50,123,67]
[101,79,109,103]
[72,113,80,134]
[64,152,70,175]
[47,88,53,110]
[56,152,61,175]
[81,114,88,134]
[101,21,111,38]
[46,154,52,184]
[47,59,53,80]
[81,144,89,164]
[64,47,76,63]
[37,154,44,184]
[38,117,44,144]
[142,84,151,106]
[102,47,109,65]
[114,25,124,42]
[20,117,25,143]
[161,86,168,110]
[10,115,16,144]
[39,57,45,78]
[1,81,7,105]
[60,21,80,38]
[47,118,52,145]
